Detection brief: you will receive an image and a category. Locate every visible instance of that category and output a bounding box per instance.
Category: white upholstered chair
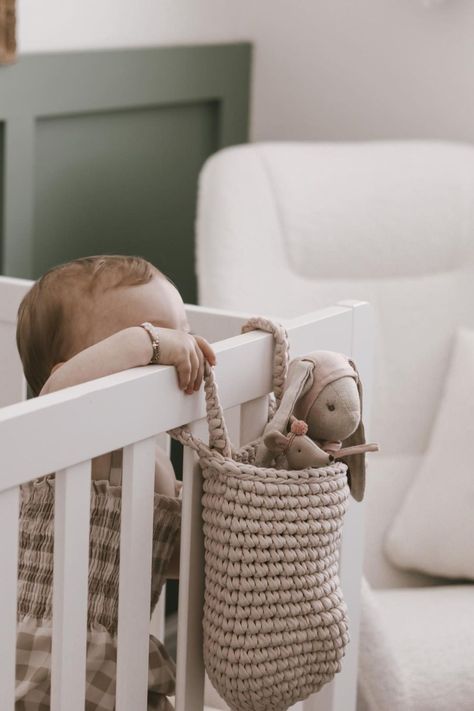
[195,141,474,711]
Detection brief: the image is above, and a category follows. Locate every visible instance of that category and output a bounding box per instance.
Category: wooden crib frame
[0,275,374,711]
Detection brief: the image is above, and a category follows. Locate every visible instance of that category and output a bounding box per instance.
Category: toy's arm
[334,443,379,458]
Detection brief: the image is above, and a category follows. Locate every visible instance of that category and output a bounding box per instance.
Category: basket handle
[241,317,289,408]
[169,361,231,457]
[169,318,289,456]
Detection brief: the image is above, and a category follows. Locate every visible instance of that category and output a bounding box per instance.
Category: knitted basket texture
[171,318,350,711]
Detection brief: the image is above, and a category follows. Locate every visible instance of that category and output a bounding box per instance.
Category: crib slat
[0,486,19,711]
[116,437,156,711]
[240,395,269,445]
[51,462,91,711]
[150,434,170,642]
[223,405,241,445]
[175,419,207,711]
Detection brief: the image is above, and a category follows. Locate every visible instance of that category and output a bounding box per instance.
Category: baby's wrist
[139,322,161,364]
[128,326,155,366]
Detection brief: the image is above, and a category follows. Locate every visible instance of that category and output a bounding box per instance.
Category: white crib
[0,275,374,711]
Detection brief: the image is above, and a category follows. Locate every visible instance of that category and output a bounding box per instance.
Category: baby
[15,254,215,711]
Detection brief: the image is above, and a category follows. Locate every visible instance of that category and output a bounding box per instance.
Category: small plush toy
[264,419,334,468]
[264,418,378,471]
[257,351,379,501]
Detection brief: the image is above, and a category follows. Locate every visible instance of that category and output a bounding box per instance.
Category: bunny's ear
[270,359,315,433]
[264,430,289,453]
[255,359,314,466]
[341,359,366,502]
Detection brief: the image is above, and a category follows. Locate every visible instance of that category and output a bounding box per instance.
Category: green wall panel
[34,102,217,303]
[0,45,251,302]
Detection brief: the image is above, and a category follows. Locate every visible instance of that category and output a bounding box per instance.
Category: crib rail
[0,275,374,711]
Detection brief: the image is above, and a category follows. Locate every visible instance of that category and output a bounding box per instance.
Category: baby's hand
[158,328,216,394]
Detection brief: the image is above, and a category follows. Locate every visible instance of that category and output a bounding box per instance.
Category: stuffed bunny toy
[257,351,378,501]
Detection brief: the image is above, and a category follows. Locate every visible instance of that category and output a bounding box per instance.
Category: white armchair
[195,141,474,711]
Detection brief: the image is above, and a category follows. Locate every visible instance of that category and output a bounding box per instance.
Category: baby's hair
[16,255,159,396]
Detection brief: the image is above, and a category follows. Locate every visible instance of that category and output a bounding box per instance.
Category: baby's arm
[40,326,216,396]
[40,327,152,394]
[154,445,177,498]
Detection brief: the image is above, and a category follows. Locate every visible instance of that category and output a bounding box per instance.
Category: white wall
[17,0,474,143]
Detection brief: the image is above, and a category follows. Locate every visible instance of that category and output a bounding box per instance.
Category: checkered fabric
[16,476,181,711]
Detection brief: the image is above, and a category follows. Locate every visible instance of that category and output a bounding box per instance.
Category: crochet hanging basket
[172,319,350,711]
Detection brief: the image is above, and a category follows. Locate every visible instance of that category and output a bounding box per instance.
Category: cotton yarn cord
[169,319,350,711]
[241,318,289,408]
[170,361,231,458]
[171,317,288,455]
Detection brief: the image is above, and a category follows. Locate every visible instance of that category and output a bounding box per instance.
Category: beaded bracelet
[140,322,161,364]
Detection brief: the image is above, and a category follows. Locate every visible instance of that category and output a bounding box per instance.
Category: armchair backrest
[197,141,474,458]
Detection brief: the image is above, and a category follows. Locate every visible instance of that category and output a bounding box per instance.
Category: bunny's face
[295,376,360,442]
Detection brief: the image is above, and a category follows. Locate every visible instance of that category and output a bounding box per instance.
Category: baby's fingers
[186,348,200,394]
[195,336,216,366]
[176,357,192,391]
[193,342,205,391]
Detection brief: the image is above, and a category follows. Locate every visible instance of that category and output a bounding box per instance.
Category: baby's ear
[264,430,288,453]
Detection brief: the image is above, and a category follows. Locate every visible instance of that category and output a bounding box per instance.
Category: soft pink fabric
[290,420,308,435]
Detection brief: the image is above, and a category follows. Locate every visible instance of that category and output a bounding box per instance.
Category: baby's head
[17,254,188,396]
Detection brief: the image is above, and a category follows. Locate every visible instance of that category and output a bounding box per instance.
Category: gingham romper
[16,471,181,711]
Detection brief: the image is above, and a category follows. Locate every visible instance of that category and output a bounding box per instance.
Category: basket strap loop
[168,424,206,456]
[169,363,232,458]
[241,317,289,407]
[203,363,232,457]
[170,318,289,457]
